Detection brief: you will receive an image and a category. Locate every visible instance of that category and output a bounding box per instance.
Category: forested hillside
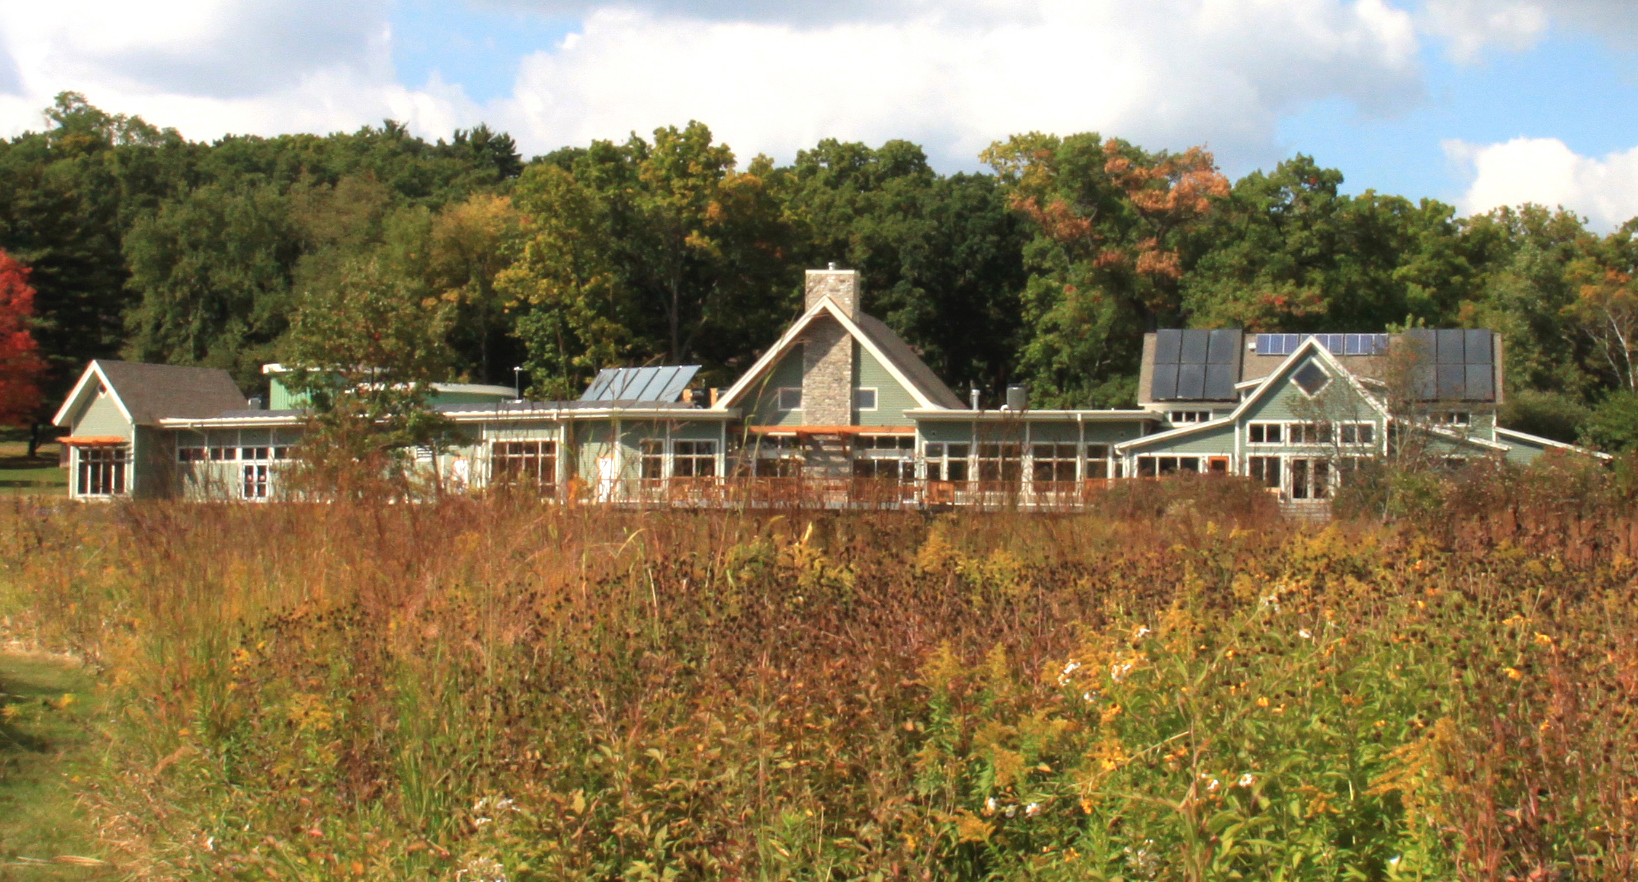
[5,92,1638,448]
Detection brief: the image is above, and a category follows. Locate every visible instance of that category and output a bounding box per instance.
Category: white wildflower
[985,796,998,814]
[1110,662,1134,682]
[1236,773,1255,788]
[1058,661,1081,685]
[1299,628,1312,639]
[1133,626,1152,639]
[1025,802,1041,817]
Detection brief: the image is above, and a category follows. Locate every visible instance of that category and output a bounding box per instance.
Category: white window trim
[776,387,803,411]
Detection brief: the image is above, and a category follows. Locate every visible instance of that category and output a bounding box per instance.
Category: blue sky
[2,0,1636,226]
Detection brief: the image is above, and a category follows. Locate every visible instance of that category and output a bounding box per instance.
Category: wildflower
[1236,773,1254,788]
[1205,777,1220,793]
[1505,667,1523,680]
[1025,802,1041,817]
[1534,633,1553,647]
[1110,662,1134,682]
[984,796,998,815]
[1058,661,1081,685]
[1082,691,1096,703]
[1256,696,1270,708]
[1133,626,1152,639]
[1298,628,1312,639]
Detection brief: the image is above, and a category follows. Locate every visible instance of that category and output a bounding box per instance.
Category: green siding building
[53,268,1600,507]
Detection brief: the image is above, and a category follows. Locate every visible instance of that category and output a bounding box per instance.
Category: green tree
[983,133,1229,406]
[122,181,299,382]
[775,139,1027,394]
[279,256,455,498]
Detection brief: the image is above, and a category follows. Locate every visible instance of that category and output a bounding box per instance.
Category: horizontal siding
[747,349,806,426]
[854,345,917,426]
[74,395,133,439]
[1135,423,1236,455]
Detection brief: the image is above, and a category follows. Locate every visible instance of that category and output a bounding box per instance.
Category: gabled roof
[715,298,965,411]
[1119,336,1387,452]
[53,360,248,428]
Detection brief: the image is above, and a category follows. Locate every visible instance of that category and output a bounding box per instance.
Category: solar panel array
[1255,333,1390,356]
[580,365,701,403]
[1403,329,1495,401]
[1150,329,1242,401]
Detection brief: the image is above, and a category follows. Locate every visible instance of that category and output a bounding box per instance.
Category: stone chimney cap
[804,266,861,318]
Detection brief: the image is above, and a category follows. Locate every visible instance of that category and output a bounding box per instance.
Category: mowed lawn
[0,652,114,879]
[0,439,65,497]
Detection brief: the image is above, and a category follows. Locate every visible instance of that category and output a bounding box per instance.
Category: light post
[513,366,523,402]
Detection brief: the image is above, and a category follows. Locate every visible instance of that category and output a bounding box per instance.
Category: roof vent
[248,396,265,410]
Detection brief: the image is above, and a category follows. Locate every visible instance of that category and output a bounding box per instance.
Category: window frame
[776,387,803,411]
[854,388,878,412]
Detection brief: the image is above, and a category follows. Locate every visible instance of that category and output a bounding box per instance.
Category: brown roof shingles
[95,361,248,424]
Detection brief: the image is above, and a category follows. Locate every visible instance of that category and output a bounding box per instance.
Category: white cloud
[491,0,1422,169]
[1447,136,1638,229]
[1419,0,1548,62]
[0,2,475,142]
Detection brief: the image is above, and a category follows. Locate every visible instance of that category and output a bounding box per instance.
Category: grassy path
[0,651,116,880]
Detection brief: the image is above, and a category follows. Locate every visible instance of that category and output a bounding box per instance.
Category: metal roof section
[580,365,700,403]
[1150,329,1242,402]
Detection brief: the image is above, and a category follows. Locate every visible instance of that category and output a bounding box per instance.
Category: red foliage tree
[0,251,45,428]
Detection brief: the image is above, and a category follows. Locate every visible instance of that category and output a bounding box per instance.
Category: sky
[1,1,1636,228]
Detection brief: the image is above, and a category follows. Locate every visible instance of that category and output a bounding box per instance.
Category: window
[855,434,914,451]
[852,459,912,480]
[273,446,294,460]
[924,442,970,482]
[241,447,270,461]
[1136,455,1203,477]
[1248,456,1281,488]
[1248,423,1283,445]
[977,443,1023,483]
[209,446,237,461]
[1084,444,1111,480]
[749,435,802,477]
[77,446,127,496]
[177,447,207,463]
[1339,423,1375,445]
[639,440,665,480]
[492,441,557,489]
[243,464,270,499]
[1289,459,1330,500]
[1169,410,1211,424]
[1435,412,1471,427]
[854,388,878,411]
[1031,444,1078,484]
[1292,361,1331,396]
[1288,422,1332,445]
[777,387,803,410]
[673,441,716,478]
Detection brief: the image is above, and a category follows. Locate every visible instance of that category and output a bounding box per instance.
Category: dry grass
[0,467,1633,881]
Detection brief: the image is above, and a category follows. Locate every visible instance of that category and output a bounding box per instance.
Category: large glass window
[977,443,1023,483]
[1248,456,1281,489]
[492,441,557,489]
[1031,444,1079,484]
[673,441,716,478]
[1248,423,1282,444]
[639,440,665,480]
[1289,458,1330,500]
[923,442,970,482]
[77,446,128,496]
[1084,444,1111,480]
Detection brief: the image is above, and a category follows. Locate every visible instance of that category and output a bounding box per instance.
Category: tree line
[6,92,1638,450]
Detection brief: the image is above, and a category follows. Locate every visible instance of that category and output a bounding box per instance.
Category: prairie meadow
[1,458,1636,881]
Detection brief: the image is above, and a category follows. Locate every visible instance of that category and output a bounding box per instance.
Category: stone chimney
[801,265,860,426]
[804,264,860,317]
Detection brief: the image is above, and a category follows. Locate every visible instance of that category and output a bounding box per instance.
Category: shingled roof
[54,360,249,427]
[852,313,965,410]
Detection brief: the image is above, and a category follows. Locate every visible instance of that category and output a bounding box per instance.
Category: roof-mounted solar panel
[580,365,701,402]
[1407,329,1495,402]
[1151,329,1241,401]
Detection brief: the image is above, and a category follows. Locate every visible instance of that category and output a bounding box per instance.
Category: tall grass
[0,471,1633,880]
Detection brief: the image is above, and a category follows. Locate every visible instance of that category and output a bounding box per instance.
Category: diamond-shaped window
[1292,361,1331,396]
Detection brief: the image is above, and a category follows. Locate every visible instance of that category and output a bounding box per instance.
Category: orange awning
[59,436,127,446]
